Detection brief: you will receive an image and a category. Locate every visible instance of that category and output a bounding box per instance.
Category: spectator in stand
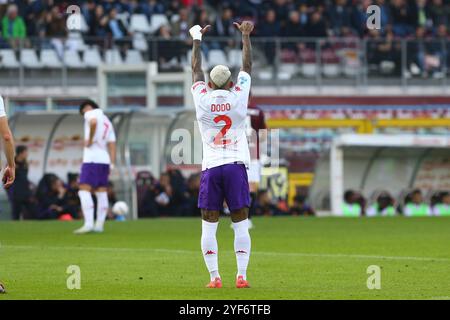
[254,190,280,216]
[349,0,371,37]
[107,181,118,219]
[283,10,304,37]
[9,146,35,220]
[282,11,305,53]
[234,0,260,19]
[366,191,396,217]
[211,7,236,50]
[435,24,450,72]
[108,7,130,48]
[87,5,109,38]
[407,26,443,78]
[2,4,26,48]
[390,0,417,36]
[141,181,158,217]
[171,7,190,40]
[114,0,134,15]
[289,195,315,216]
[81,0,97,29]
[182,0,204,6]
[374,0,391,33]
[432,192,450,216]
[327,0,352,37]
[153,24,183,68]
[154,173,173,216]
[45,6,67,57]
[23,0,44,38]
[298,3,309,28]
[271,0,291,28]
[404,189,432,216]
[167,168,187,216]
[45,6,66,38]
[354,191,367,216]
[184,173,201,217]
[367,28,402,75]
[429,0,450,27]
[341,190,362,217]
[166,0,183,19]
[258,9,280,65]
[304,9,327,48]
[193,8,210,27]
[142,0,166,18]
[414,0,432,29]
[192,8,212,54]
[36,175,73,220]
[65,173,81,219]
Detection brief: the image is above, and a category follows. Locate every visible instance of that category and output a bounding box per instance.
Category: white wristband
[189,25,202,41]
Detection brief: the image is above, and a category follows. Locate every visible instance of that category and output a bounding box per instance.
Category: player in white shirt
[74,100,116,234]
[189,21,254,289]
[0,95,16,189]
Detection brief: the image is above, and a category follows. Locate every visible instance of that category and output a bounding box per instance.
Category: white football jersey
[192,71,251,170]
[83,109,116,164]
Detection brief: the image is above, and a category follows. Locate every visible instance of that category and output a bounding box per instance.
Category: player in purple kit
[74,100,116,234]
[189,20,254,289]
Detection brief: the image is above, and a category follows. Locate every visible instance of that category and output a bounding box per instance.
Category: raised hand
[189,24,211,41]
[200,25,211,35]
[233,21,254,35]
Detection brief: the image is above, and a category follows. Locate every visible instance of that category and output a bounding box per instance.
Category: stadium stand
[0,0,449,80]
[0,0,449,219]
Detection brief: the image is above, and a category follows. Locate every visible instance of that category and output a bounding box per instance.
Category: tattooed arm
[189,25,211,83]
[234,21,254,75]
[192,40,204,83]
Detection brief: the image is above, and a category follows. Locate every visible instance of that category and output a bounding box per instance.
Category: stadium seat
[322,63,341,77]
[83,48,103,68]
[149,14,169,34]
[40,49,63,68]
[65,32,87,52]
[257,68,273,80]
[300,48,317,78]
[0,49,20,68]
[228,49,242,69]
[207,50,228,69]
[301,63,317,78]
[64,50,85,68]
[105,49,123,65]
[116,12,130,28]
[280,49,298,63]
[322,50,341,78]
[130,14,151,33]
[124,50,144,64]
[278,63,298,80]
[20,49,42,69]
[132,32,148,51]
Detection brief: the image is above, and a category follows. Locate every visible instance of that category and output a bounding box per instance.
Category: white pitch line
[2,244,450,263]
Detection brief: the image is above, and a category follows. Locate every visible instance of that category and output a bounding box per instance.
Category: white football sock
[78,190,94,228]
[201,220,220,280]
[95,191,109,229]
[233,219,251,280]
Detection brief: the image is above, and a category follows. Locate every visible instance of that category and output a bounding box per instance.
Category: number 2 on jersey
[213,115,232,145]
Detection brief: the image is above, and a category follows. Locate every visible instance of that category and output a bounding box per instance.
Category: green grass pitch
[1,216,449,300]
